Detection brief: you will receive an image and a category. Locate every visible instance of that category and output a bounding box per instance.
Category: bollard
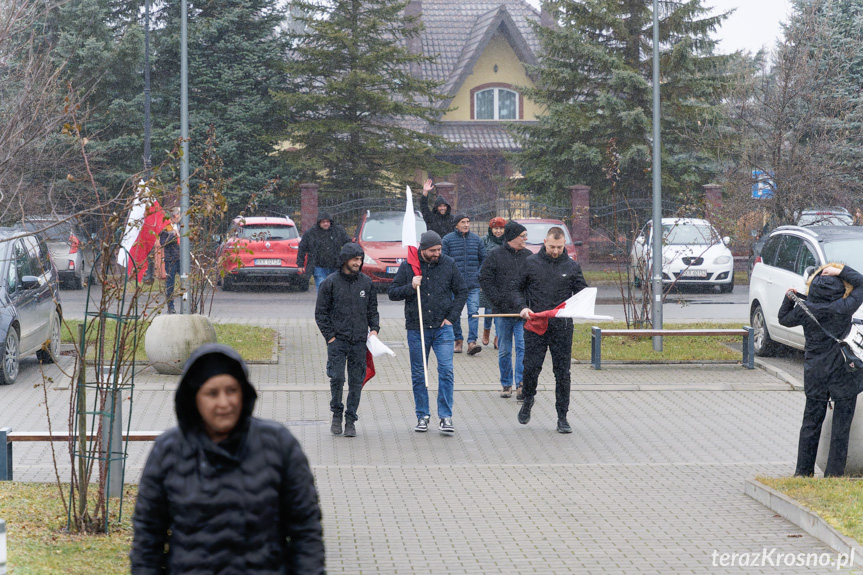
[99,367,123,498]
[0,518,6,575]
[0,428,11,482]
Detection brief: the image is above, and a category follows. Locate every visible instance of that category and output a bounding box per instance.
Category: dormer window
[474,87,518,120]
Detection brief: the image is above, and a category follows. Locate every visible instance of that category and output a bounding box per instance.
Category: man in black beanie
[479,221,531,398]
[442,213,486,354]
[389,230,467,434]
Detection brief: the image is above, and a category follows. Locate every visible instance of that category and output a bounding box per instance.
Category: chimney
[540,2,554,28]
[405,0,423,78]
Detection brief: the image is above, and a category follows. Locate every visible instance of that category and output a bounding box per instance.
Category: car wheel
[71,272,83,290]
[751,303,777,357]
[1,326,20,385]
[719,274,734,294]
[37,312,61,364]
[294,277,310,292]
[223,275,234,292]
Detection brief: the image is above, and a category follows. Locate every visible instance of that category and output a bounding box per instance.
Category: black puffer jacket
[296,211,351,270]
[479,242,532,314]
[388,253,467,330]
[315,243,380,343]
[515,246,588,313]
[159,226,180,263]
[419,194,456,238]
[130,344,324,575]
[778,265,863,400]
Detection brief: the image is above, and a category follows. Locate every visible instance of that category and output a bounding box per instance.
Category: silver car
[21,216,85,289]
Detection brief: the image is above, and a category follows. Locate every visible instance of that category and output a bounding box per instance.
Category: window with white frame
[474,88,518,120]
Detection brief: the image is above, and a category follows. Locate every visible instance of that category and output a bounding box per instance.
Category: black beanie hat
[453,213,469,225]
[420,230,442,250]
[504,221,527,242]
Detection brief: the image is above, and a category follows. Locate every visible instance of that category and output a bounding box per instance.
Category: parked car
[748,225,863,356]
[20,215,86,289]
[514,218,579,260]
[0,228,62,385]
[218,216,308,291]
[354,210,427,290]
[630,218,735,292]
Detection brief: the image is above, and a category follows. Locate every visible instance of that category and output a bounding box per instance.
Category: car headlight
[364,254,376,265]
[714,256,731,265]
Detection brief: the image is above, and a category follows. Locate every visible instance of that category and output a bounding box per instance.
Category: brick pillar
[703,184,723,221]
[569,184,591,263]
[433,181,456,208]
[300,183,319,234]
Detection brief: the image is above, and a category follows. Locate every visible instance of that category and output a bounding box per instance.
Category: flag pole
[472,313,521,318]
[416,285,429,388]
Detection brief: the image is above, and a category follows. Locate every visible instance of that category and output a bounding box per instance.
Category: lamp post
[180,0,191,314]
[651,0,663,351]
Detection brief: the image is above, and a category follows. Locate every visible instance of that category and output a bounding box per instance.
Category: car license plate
[681,269,708,278]
[386,266,400,274]
[254,259,281,266]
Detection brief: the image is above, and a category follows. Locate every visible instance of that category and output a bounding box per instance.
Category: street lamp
[180,0,190,314]
[651,0,663,351]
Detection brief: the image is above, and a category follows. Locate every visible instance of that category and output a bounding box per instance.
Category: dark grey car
[0,229,63,384]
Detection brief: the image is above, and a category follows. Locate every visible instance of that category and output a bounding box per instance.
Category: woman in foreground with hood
[778,263,863,477]
[130,343,324,574]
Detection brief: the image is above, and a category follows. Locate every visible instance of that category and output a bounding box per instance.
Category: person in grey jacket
[479,217,506,347]
[315,243,380,437]
[131,344,324,574]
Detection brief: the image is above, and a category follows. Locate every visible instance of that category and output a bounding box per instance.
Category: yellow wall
[442,33,541,122]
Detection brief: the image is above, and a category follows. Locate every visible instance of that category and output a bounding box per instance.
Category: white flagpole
[417,285,429,388]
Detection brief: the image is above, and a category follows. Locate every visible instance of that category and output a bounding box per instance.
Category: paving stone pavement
[2,317,859,574]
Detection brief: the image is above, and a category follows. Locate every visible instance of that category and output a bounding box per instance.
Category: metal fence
[589,197,687,260]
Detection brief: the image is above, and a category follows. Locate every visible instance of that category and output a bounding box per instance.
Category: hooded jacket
[131,344,324,575]
[778,264,863,400]
[442,229,486,290]
[296,211,351,270]
[315,243,380,343]
[388,252,468,331]
[479,241,532,314]
[515,246,588,314]
[419,194,457,238]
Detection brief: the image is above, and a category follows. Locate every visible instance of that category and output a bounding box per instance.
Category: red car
[354,210,427,290]
[515,218,579,260]
[219,216,308,291]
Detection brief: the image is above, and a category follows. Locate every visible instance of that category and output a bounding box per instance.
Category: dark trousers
[165,259,180,310]
[522,318,574,417]
[327,339,367,422]
[795,395,857,477]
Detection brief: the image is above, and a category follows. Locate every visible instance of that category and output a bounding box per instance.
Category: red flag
[523,289,613,335]
[127,200,170,281]
[363,350,375,386]
[407,245,421,276]
[402,186,422,275]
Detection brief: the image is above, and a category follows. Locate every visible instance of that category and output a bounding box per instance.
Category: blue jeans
[407,326,455,419]
[484,308,494,330]
[313,267,337,291]
[496,317,524,389]
[164,259,180,310]
[452,288,480,343]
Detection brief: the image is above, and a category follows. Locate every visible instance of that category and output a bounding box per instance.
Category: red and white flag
[364,334,396,386]
[525,287,613,335]
[402,185,421,275]
[117,181,170,281]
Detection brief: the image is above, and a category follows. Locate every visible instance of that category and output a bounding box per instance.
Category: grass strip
[757,476,863,544]
[0,482,135,574]
[572,322,746,362]
[581,269,749,285]
[61,319,276,363]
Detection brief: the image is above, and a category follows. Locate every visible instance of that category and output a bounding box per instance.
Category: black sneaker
[330,413,343,436]
[343,421,356,437]
[439,417,454,434]
[414,416,430,432]
[557,417,572,434]
[517,398,533,425]
[516,386,524,402]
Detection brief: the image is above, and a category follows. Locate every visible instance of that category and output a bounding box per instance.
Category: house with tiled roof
[406,0,550,210]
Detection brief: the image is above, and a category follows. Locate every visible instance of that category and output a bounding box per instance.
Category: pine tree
[277,0,451,195]
[512,0,732,203]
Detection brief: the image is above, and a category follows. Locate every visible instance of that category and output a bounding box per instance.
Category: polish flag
[364,334,396,386]
[117,181,170,281]
[402,185,421,275]
[525,287,613,335]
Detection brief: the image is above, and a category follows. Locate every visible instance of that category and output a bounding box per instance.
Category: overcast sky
[523,0,795,55]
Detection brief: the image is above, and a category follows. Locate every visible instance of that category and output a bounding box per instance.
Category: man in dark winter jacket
[479,221,531,399]
[296,211,352,291]
[419,178,457,237]
[442,213,486,354]
[389,230,467,434]
[779,263,863,477]
[131,343,324,574]
[315,243,380,437]
[516,227,588,434]
[159,207,181,314]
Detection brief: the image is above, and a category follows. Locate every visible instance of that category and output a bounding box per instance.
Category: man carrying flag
[390,190,467,434]
[515,226,588,434]
[315,243,380,438]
